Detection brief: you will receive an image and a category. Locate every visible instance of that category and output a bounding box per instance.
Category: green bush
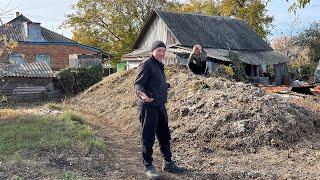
[288,63,301,80]
[217,64,235,77]
[57,65,103,94]
[300,63,317,76]
[288,63,317,81]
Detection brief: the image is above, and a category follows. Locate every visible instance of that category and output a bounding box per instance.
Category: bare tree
[0,0,18,61]
[0,0,16,25]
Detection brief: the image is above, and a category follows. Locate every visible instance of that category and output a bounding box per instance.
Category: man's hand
[137,91,154,103]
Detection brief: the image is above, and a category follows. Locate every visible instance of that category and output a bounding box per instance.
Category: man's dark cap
[150,41,166,52]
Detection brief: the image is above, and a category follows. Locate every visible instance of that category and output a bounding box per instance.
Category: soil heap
[70,65,320,151]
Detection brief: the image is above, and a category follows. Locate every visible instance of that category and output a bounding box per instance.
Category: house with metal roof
[122,9,289,85]
[0,61,56,101]
[0,12,111,71]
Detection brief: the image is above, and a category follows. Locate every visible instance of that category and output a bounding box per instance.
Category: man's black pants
[138,105,172,167]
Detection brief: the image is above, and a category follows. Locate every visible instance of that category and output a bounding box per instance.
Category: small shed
[69,54,103,68]
[0,61,55,101]
[122,9,289,85]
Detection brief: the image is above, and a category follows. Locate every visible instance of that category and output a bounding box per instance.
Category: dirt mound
[69,65,320,152]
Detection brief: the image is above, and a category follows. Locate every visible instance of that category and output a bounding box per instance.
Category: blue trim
[18,41,102,53]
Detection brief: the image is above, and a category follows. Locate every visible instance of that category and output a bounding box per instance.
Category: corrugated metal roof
[134,10,272,51]
[0,62,55,78]
[0,23,77,44]
[205,48,288,65]
[0,17,104,53]
[0,14,76,44]
[0,15,101,53]
[123,46,289,65]
[170,46,289,65]
[40,27,76,43]
[235,50,288,65]
[122,48,151,58]
[0,24,26,41]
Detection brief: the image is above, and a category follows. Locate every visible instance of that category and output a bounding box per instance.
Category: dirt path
[1,101,319,179]
[65,65,320,179]
[76,109,217,180]
[70,105,320,179]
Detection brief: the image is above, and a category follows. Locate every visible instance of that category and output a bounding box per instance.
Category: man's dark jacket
[134,56,169,107]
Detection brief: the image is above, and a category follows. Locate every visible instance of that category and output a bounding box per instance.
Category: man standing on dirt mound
[134,40,184,179]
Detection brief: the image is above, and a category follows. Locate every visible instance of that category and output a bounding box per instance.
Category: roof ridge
[154,9,244,22]
[6,14,32,25]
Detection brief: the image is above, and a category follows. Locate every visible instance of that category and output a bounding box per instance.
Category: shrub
[288,63,317,81]
[217,65,235,77]
[56,65,103,94]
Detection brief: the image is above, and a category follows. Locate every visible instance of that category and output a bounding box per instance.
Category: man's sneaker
[162,161,184,173]
[145,164,160,179]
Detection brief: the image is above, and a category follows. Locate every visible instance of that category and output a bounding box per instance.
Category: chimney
[16,12,20,17]
[23,22,45,42]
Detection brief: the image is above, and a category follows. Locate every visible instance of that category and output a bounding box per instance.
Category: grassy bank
[0,111,106,160]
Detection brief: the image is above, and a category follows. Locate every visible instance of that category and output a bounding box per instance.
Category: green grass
[61,171,85,180]
[47,103,63,111]
[0,111,106,159]
[60,111,85,125]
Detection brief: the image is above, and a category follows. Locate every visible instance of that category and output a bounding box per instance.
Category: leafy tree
[285,0,311,11]
[63,0,179,62]
[171,0,273,38]
[64,0,312,61]
[220,0,273,38]
[293,0,311,8]
[294,21,320,63]
[170,0,219,15]
[0,34,18,61]
[1,6,19,61]
[271,36,309,65]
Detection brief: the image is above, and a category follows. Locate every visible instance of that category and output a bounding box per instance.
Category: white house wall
[138,16,177,49]
[126,61,141,70]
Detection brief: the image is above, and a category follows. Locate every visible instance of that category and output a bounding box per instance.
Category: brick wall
[0,44,98,70]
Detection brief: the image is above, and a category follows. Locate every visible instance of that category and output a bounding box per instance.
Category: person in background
[260,64,268,77]
[134,41,184,179]
[188,44,208,75]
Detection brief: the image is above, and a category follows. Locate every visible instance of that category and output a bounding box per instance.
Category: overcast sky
[0,0,319,41]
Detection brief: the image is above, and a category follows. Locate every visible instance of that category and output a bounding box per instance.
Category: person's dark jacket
[134,56,170,107]
[188,51,207,74]
[188,51,207,67]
